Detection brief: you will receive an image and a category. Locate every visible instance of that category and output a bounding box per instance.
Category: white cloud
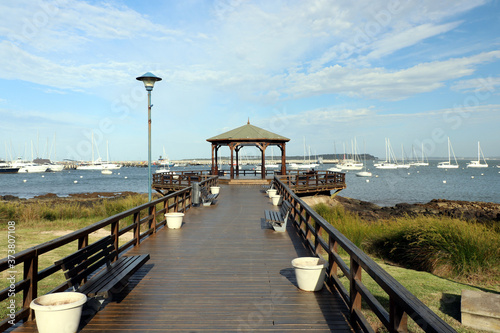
[283,51,500,100]
[0,0,180,52]
[451,76,500,94]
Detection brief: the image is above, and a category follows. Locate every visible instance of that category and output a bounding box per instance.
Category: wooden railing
[0,176,217,331]
[279,170,346,194]
[273,175,455,333]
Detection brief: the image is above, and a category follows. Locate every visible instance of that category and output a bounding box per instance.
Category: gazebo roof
[207,122,290,143]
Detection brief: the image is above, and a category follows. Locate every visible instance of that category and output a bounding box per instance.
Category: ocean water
[1,162,499,206]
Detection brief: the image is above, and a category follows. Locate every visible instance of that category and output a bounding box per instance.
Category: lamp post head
[136,72,162,91]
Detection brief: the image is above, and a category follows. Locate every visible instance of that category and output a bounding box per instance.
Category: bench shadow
[260,217,273,230]
[78,263,154,331]
[440,293,461,322]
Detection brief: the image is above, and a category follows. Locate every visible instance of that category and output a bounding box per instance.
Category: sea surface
[1,161,499,206]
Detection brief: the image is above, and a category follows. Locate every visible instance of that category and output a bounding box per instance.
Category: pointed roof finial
[247,117,250,124]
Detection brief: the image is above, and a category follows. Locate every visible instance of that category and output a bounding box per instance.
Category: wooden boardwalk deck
[13,185,353,332]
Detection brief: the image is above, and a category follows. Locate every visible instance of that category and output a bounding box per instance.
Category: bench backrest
[200,186,210,198]
[54,235,117,289]
[280,201,292,220]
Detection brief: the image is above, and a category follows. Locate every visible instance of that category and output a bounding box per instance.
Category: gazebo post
[229,144,235,180]
[280,143,287,175]
[235,145,241,177]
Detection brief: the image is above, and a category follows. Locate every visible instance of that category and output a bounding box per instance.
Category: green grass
[313,202,500,332]
[0,194,152,322]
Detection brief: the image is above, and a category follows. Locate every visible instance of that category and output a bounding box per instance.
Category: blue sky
[0,0,499,162]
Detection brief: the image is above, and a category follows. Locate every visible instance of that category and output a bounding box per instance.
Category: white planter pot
[291,257,327,291]
[271,195,281,206]
[267,189,277,198]
[210,186,220,195]
[164,212,184,229]
[30,292,86,333]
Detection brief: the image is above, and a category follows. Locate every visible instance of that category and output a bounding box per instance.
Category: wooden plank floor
[12,185,353,332]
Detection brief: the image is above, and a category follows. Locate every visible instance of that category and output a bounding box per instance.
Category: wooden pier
[2,175,455,333]
[9,185,353,332]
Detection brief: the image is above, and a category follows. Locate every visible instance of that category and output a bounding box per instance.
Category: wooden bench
[261,182,274,191]
[201,186,218,206]
[54,235,150,300]
[264,200,292,232]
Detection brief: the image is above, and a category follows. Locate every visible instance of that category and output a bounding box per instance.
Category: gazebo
[207,121,290,180]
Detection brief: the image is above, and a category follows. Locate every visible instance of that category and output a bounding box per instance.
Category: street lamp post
[136,72,162,201]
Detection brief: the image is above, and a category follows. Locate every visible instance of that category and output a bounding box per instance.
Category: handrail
[273,175,455,333]
[0,176,218,331]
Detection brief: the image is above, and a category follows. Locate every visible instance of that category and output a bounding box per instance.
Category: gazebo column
[211,144,216,175]
[256,142,269,180]
[229,143,237,180]
[279,143,287,175]
[235,145,242,176]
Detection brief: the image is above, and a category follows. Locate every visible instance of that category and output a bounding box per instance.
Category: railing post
[390,297,408,333]
[329,237,338,279]
[350,258,362,327]
[23,252,38,320]
[149,204,156,233]
[111,221,119,257]
[134,212,140,246]
[78,235,88,250]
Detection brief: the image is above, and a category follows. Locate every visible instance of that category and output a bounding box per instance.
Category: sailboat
[466,141,488,168]
[437,137,459,169]
[410,143,429,166]
[289,137,319,170]
[396,145,411,169]
[335,139,363,171]
[265,147,279,169]
[356,141,372,177]
[375,138,398,169]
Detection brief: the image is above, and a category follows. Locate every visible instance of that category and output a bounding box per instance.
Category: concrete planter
[267,189,277,198]
[30,292,86,333]
[165,212,184,229]
[271,195,281,206]
[291,257,327,291]
[210,186,220,195]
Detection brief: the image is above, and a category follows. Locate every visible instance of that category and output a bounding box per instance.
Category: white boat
[77,136,121,170]
[337,159,363,170]
[336,139,363,170]
[12,159,48,173]
[375,138,398,169]
[77,157,104,170]
[356,141,372,177]
[437,137,459,169]
[466,142,488,168]
[410,143,429,166]
[0,160,19,173]
[375,163,398,169]
[101,169,112,175]
[46,163,64,172]
[33,158,64,172]
[327,167,342,172]
[396,145,411,169]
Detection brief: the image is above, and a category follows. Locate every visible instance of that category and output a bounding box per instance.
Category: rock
[309,195,500,224]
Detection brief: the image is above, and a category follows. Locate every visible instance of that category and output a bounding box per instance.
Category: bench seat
[55,235,150,300]
[264,200,292,232]
[201,186,218,205]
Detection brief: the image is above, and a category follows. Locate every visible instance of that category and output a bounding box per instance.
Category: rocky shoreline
[302,195,500,224]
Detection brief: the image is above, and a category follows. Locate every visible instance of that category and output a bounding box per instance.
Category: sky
[0,0,499,162]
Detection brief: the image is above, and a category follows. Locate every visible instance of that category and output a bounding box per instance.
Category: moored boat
[466,141,488,168]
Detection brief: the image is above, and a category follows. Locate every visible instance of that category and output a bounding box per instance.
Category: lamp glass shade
[136,72,162,90]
